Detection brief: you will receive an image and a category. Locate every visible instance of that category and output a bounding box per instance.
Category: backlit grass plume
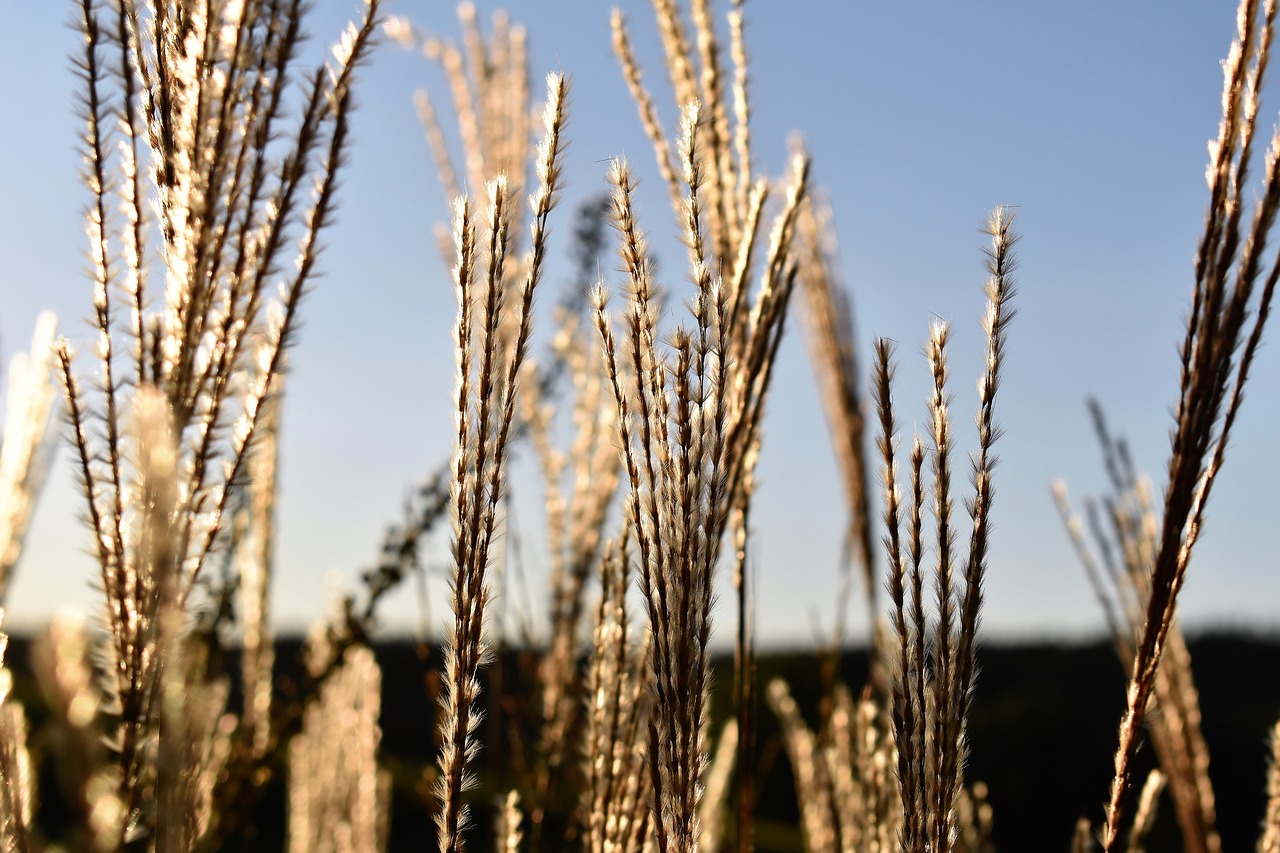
[434,71,568,853]
[594,98,809,852]
[1055,8,1280,848]
[288,644,388,853]
[1094,0,1280,847]
[385,3,533,267]
[611,11,813,845]
[55,0,383,845]
[1263,721,1280,851]
[1,0,1276,849]
[795,193,877,652]
[0,312,59,604]
[0,613,33,853]
[767,679,901,853]
[1053,405,1218,853]
[581,534,651,853]
[877,207,1017,853]
[521,306,624,833]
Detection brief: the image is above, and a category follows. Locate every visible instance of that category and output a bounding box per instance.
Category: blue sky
[0,2,1276,645]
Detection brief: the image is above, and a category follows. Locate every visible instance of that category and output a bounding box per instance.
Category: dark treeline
[5,632,1278,851]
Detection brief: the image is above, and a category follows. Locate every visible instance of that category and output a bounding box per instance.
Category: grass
[0,0,1275,850]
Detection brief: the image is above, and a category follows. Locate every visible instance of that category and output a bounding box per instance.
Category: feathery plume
[876,209,1018,852]
[436,72,569,853]
[0,312,59,602]
[1102,1,1280,844]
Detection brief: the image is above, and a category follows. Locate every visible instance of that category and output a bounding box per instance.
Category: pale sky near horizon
[0,2,1276,646]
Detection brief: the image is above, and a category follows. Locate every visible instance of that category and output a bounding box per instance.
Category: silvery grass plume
[697,719,739,853]
[497,790,524,853]
[593,98,808,852]
[435,71,568,853]
[132,386,231,852]
[58,0,382,845]
[384,4,533,267]
[727,473,757,853]
[30,612,122,852]
[582,535,651,853]
[1096,0,1280,847]
[0,311,58,604]
[1126,770,1166,853]
[0,612,33,853]
[612,8,809,845]
[1053,404,1218,853]
[791,170,886,747]
[766,679,902,853]
[612,0,755,273]
[877,207,1017,853]
[794,190,878,659]
[612,0,793,405]
[288,644,388,853]
[391,12,609,832]
[521,311,624,837]
[1262,721,1280,852]
[234,388,279,762]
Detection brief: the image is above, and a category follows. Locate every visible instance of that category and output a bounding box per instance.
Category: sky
[0,2,1277,646]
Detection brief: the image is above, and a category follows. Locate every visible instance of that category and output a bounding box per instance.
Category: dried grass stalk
[58,0,383,843]
[497,790,524,853]
[1126,770,1166,853]
[435,71,568,853]
[878,208,1017,852]
[0,312,59,603]
[288,645,388,853]
[796,193,876,649]
[697,719,739,853]
[594,95,808,846]
[1055,405,1220,853]
[0,615,32,853]
[524,308,624,819]
[768,679,837,853]
[1102,0,1280,845]
[1262,719,1280,853]
[582,536,651,853]
[387,4,533,257]
[767,679,902,853]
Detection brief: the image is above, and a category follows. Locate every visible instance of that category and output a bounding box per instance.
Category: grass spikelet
[697,720,738,853]
[497,790,523,853]
[7,0,1277,850]
[768,679,835,853]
